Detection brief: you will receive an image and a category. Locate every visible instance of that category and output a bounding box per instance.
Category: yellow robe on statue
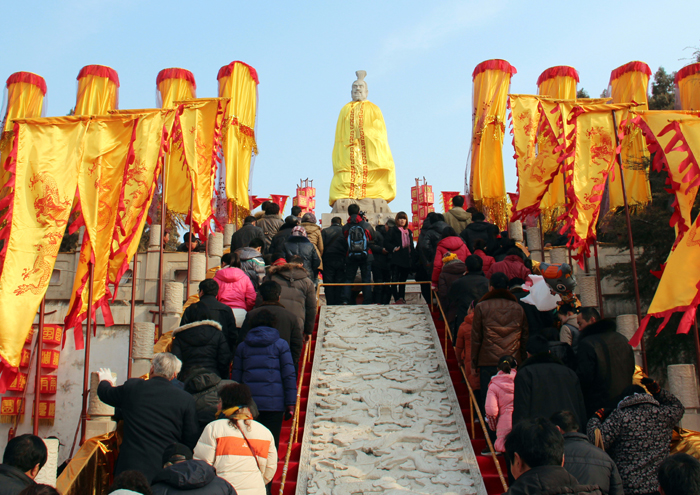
[329,100,396,205]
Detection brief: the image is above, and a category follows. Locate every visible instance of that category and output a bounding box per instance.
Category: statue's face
[351,81,368,101]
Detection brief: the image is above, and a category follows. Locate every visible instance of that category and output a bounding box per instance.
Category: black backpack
[347,224,368,258]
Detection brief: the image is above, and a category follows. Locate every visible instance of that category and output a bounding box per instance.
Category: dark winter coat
[562,432,623,495]
[513,352,587,431]
[587,388,684,495]
[577,320,635,418]
[459,220,500,254]
[240,302,303,365]
[180,295,238,355]
[370,227,390,270]
[548,341,577,370]
[98,376,200,482]
[321,224,345,259]
[151,459,236,495]
[438,259,466,323]
[472,288,529,367]
[232,326,297,412]
[184,371,237,433]
[448,271,490,329]
[384,225,414,269]
[283,236,321,278]
[0,465,34,495]
[510,286,556,337]
[269,221,296,257]
[171,320,232,379]
[256,214,284,254]
[235,247,265,290]
[230,223,264,252]
[341,214,376,262]
[486,254,531,281]
[267,264,317,335]
[417,219,449,270]
[505,465,602,495]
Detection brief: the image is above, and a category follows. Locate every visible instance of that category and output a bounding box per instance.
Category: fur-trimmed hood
[172,319,222,336]
[580,319,617,339]
[618,391,660,410]
[268,263,309,280]
[479,288,517,303]
[520,351,564,370]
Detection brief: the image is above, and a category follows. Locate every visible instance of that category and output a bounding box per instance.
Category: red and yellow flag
[469,59,516,229]
[0,118,85,389]
[75,65,119,115]
[676,64,700,111]
[218,61,259,226]
[157,68,196,109]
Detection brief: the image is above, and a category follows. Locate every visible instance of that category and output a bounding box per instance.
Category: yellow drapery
[75,65,119,116]
[469,60,516,229]
[0,118,84,382]
[218,61,259,225]
[157,68,196,109]
[537,67,578,211]
[169,98,226,235]
[329,100,397,206]
[608,62,652,208]
[676,63,700,111]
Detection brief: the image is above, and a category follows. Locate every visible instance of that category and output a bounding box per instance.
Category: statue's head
[351,70,368,102]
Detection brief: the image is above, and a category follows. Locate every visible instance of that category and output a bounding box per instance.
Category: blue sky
[2,0,699,218]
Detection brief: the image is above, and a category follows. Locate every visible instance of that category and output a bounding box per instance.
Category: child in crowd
[485,355,517,454]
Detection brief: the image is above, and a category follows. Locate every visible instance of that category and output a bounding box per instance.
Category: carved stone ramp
[296,305,487,495]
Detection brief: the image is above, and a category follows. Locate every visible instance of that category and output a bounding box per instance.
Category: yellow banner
[0,118,84,380]
[75,65,119,116]
[218,62,258,226]
[676,64,700,111]
[157,68,196,109]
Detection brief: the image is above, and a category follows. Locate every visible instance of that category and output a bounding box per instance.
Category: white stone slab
[296,305,486,495]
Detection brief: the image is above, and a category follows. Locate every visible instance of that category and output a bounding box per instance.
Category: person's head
[526,334,551,357]
[489,272,509,291]
[198,278,219,297]
[163,229,170,245]
[441,226,457,239]
[498,355,517,374]
[183,232,199,248]
[259,280,281,303]
[18,485,60,495]
[261,200,271,213]
[331,216,342,226]
[284,215,299,227]
[394,211,408,228]
[243,216,257,225]
[506,247,524,259]
[351,70,368,101]
[465,255,483,273]
[577,307,601,331]
[185,301,213,323]
[291,226,307,237]
[289,255,304,266]
[348,204,360,216]
[557,303,576,322]
[541,327,561,342]
[301,212,317,224]
[658,453,700,495]
[151,353,182,380]
[290,205,302,217]
[219,382,253,411]
[452,195,465,208]
[250,308,277,329]
[472,212,486,222]
[107,470,152,495]
[249,237,264,252]
[162,443,193,468]
[266,202,280,216]
[473,238,487,252]
[504,418,565,480]
[549,410,580,434]
[509,277,525,290]
[385,218,396,229]
[2,434,47,479]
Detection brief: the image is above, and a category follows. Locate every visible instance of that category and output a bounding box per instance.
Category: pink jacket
[474,249,495,276]
[213,267,256,311]
[485,370,516,452]
[431,236,470,285]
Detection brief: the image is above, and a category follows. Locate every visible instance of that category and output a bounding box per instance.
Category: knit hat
[301,212,317,224]
[291,226,307,237]
[273,258,287,266]
[442,252,458,263]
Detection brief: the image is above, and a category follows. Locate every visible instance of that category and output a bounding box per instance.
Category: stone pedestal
[145,224,163,304]
[190,253,206,295]
[132,322,155,377]
[526,227,543,262]
[163,283,184,337]
[579,276,599,309]
[668,364,700,430]
[323,198,394,227]
[86,371,117,440]
[509,221,523,242]
[209,233,224,257]
[223,224,235,248]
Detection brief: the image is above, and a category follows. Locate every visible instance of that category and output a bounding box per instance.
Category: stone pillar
[34,438,60,487]
[508,221,523,243]
[224,224,235,248]
[162,282,184,336]
[208,232,224,270]
[668,364,700,430]
[617,314,643,367]
[144,224,162,304]
[190,253,207,296]
[86,371,117,439]
[149,225,162,249]
[526,227,542,262]
[132,322,156,377]
[550,247,567,265]
[579,275,599,309]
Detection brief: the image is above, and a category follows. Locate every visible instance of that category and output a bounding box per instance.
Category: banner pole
[32,298,45,435]
[127,257,137,378]
[79,263,95,446]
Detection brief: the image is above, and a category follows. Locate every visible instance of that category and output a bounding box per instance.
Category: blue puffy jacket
[232,326,297,412]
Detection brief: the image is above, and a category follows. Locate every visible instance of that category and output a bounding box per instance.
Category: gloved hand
[594,407,613,421]
[317,271,323,282]
[284,405,295,421]
[641,376,661,395]
[431,284,438,291]
[98,368,114,386]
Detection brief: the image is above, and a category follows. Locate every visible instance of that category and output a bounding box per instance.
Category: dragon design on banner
[28,173,72,227]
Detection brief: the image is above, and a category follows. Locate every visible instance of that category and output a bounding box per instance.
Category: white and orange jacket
[194,418,277,495]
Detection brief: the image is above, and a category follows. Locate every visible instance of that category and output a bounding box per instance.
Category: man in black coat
[240,280,303,365]
[341,204,376,304]
[321,217,345,305]
[504,418,602,495]
[459,211,500,254]
[370,222,392,305]
[269,215,300,257]
[550,410,623,495]
[416,212,449,303]
[448,254,489,331]
[97,353,200,483]
[230,215,264,252]
[510,278,556,337]
[513,335,588,430]
[0,434,47,495]
[576,315,635,419]
[180,279,237,354]
[151,443,235,495]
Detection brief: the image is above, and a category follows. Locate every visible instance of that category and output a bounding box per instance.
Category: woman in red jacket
[431,227,470,288]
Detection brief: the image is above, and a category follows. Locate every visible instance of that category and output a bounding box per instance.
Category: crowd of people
[0,197,696,495]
